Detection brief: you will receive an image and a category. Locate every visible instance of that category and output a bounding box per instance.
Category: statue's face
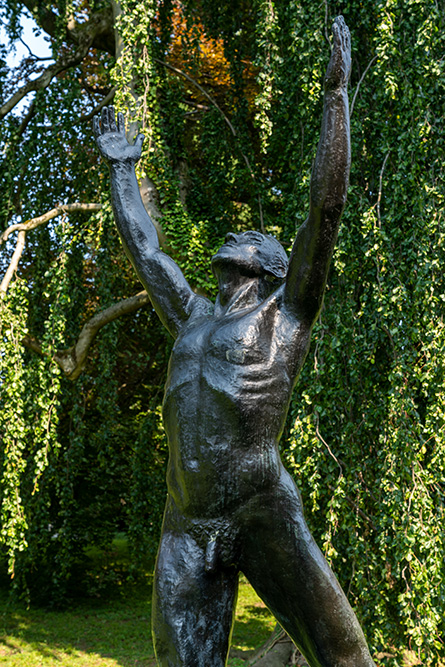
[211,231,276,278]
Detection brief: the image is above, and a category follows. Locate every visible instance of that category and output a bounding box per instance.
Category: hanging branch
[326,484,378,532]
[350,55,377,116]
[315,415,343,480]
[370,149,391,297]
[323,0,331,46]
[155,58,265,232]
[376,149,391,229]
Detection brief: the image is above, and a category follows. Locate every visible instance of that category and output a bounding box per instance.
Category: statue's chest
[166,311,274,395]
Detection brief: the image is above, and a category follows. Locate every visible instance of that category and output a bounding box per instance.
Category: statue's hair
[263,237,289,279]
[240,231,288,280]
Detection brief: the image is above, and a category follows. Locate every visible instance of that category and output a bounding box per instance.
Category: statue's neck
[215,278,262,317]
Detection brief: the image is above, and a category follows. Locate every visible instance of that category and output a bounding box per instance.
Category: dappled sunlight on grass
[0,576,275,666]
[0,587,155,666]
[231,576,276,652]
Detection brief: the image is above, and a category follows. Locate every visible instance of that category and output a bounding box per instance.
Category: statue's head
[211,231,288,284]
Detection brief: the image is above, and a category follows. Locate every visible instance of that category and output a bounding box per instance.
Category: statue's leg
[238,480,375,667]
[152,511,239,666]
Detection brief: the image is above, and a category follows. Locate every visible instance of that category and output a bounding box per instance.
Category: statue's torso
[162,291,311,517]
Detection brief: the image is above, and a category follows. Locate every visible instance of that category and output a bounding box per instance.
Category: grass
[0,575,275,666]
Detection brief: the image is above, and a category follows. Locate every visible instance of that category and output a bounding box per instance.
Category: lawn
[0,576,275,666]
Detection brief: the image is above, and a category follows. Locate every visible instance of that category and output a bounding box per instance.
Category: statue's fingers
[93,115,101,138]
[334,16,347,46]
[101,106,110,132]
[340,26,350,62]
[332,21,339,48]
[117,112,125,134]
[134,133,145,150]
[109,106,117,132]
[345,24,351,53]
[335,15,345,30]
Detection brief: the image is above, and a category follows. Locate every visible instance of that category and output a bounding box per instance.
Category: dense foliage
[0,0,444,663]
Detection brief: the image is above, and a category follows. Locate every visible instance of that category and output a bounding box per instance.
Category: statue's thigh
[152,528,239,667]
[239,497,374,667]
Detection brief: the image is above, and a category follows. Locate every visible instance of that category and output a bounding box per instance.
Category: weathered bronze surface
[94,16,375,667]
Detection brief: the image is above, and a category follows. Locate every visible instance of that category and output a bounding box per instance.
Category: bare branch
[0,6,115,120]
[16,100,36,138]
[0,47,89,120]
[155,58,238,137]
[315,415,343,480]
[1,203,102,244]
[183,100,210,111]
[1,202,101,295]
[63,290,151,379]
[350,55,377,116]
[79,88,116,123]
[18,36,53,61]
[21,1,115,55]
[22,291,151,379]
[376,150,391,229]
[0,231,26,293]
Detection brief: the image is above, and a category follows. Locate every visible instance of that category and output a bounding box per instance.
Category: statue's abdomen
[162,315,294,517]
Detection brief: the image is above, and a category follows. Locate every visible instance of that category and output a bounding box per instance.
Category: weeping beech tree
[0,0,444,663]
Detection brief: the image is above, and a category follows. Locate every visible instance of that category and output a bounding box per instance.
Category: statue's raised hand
[93,106,144,165]
[324,16,351,92]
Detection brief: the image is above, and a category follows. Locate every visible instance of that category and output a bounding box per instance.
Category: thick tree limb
[0,7,114,120]
[20,0,59,43]
[0,231,26,293]
[22,290,151,379]
[16,100,36,138]
[1,199,151,379]
[0,48,88,120]
[1,203,102,243]
[21,2,115,55]
[0,203,101,293]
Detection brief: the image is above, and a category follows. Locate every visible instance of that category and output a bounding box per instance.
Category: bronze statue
[94,16,375,667]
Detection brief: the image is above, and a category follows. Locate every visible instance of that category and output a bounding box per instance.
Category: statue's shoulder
[174,295,214,340]
[273,284,312,331]
[190,295,214,319]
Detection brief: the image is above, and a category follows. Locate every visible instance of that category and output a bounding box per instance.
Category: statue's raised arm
[94,107,205,338]
[284,16,351,324]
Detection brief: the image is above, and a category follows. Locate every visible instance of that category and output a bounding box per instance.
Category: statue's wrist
[107,157,137,172]
[324,83,348,98]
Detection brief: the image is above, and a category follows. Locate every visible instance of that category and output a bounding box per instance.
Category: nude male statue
[94,16,375,667]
